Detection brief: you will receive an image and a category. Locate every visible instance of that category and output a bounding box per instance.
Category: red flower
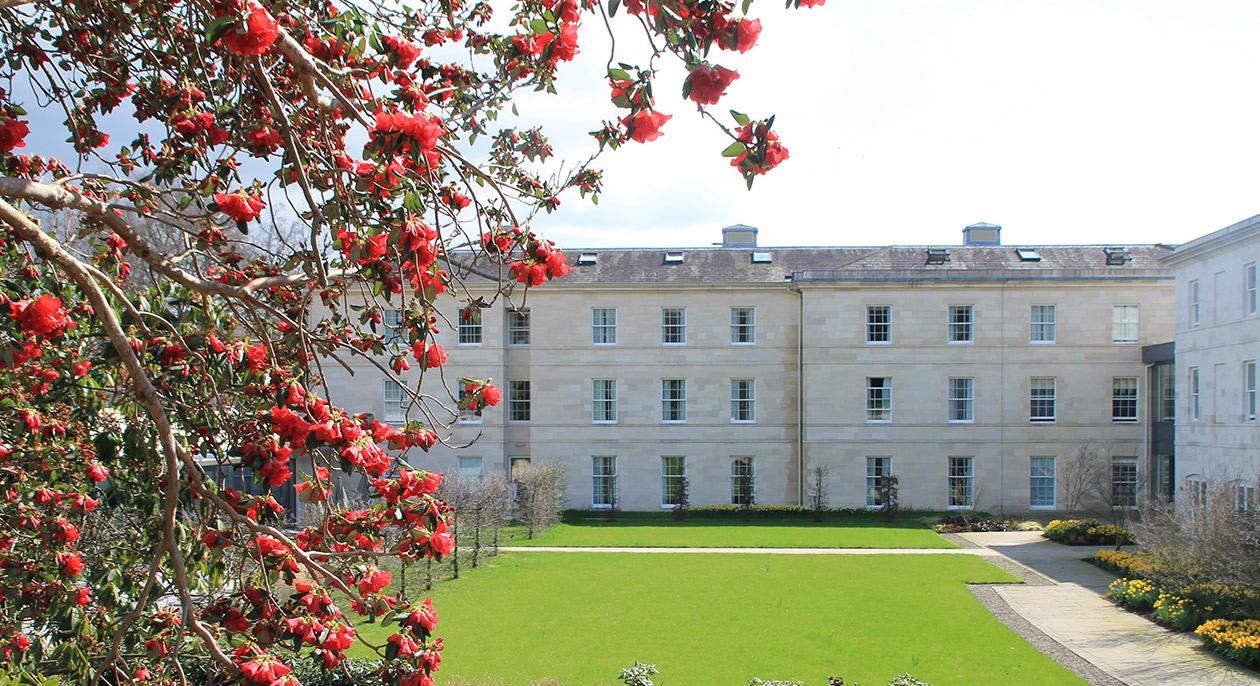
[480,384,502,407]
[546,251,571,278]
[75,586,91,606]
[686,65,739,105]
[357,566,392,595]
[245,343,268,372]
[214,191,266,223]
[623,109,672,143]
[382,36,423,68]
[220,3,280,56]
[72,361,91,377]
[86,463,110,482]
[58,552,84,576]
[513,33,550,58]
[733,18,761,53]
[13,295,71,339]
[549,23,580,64]
[0,117,30,152]
[430,530,454,557]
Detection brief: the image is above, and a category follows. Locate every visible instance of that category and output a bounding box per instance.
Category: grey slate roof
[546,244,1174,285]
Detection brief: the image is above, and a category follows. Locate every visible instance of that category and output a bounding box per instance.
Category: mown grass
[502,515,955,549]
[354,552,1085,686]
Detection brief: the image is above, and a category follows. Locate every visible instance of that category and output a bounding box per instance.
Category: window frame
[865,456,890,509]
[947,377,974,423]
[457,456,484,478]
[948,305,973,344]
[383,379,406,422]
[592,379,618,424]
[591,308,617,346]
[865,377,891,423]
[592,456,617,509]
[661,378,687,423]
[730,378,756,423]
[1111,456,1138,508]
[508,380,531,423]
[661,307,687,346]
[507,308,530,346]
[730,457,755,506]
[1247,263,1258,317]
[457,307,483,346]
[661,456,686,508]
[1112,304,1139,344]
[948,456,974,510]
[1189,279,1200,328]
[730,306,756,345]
[1237,483,1256,513]
[383,309,406,347]
[457,387,483,424]
[1245,361,1257,422]
[866,305,891,344]
[1029,456,1056,509]
[1112,377,1138,423]
[1030,377,1056,423]
[1030,304,1056,344]
[1189,367,1200,422]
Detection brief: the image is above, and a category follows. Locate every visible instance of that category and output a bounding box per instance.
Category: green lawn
[356,553,1085,686]
[503,517,955,549]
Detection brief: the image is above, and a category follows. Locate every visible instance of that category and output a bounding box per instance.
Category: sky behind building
[514,0,1260,249]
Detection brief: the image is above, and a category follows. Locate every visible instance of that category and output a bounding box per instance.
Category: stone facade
[316,228,1176,515]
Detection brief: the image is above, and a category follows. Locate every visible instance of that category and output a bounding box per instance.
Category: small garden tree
[808,465,829,521]
[0,0,812,680]
[515,461,566,538]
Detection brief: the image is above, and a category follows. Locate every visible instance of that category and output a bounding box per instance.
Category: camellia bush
[0,0,814,683]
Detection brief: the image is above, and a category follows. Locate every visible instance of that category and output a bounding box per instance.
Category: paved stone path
[501,534,1260,686]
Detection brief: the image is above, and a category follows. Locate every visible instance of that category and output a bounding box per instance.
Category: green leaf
[204,15,236,44]
[730,110,750,126]
[235,219,248,235]
[529,18,549,34]
[721,141,746,157]
[609,0,621,16]
[608,68,630,81]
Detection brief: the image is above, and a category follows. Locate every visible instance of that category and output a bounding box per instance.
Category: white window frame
[866,377,891,423]
[592,379,617,424]
[948,305,973,344]
[383,309,405,347]
[457,456,484,478]
[730,379,756,423]
[730,457,755,506]
[1189,279,1200,328]
[866,305,891,344]
[1030,305,1056,344]
[1030,377,1056,423]
[1245,361,1257,422]
[458,307,483,346]
[661,456,686,508]
[1030,456,1056,509]
[508,309,530,346]
[592,308,617,345]
[508,380,531,423]
[1188,477,1208,512]
[948,377,974,423]
[731,307,756,345]
[1189,367,1200,422]
[661,307,686,345]
[1112,377,1138,423]
[1247,263,1258,317]
[1112,456,1138,508]
[457,387,482,424]
[1237,483,1256,513]
[948,456,974,509]
[865,456,890,509]
[592,456,617,509]
[383,379,406,422]
[1112,304,1139,344]
[661,379,687,423]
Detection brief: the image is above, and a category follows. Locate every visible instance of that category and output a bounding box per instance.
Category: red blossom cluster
[214,191,267,223]
[217,2,281,56]
[481,227,572,286]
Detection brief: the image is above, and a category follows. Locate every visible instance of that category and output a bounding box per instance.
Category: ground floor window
[1237,483,1256,513]
[731,457,755,506]
[592,456,617,508]
[948,456,973,509]
[1111,456,1138,507]
[866,457,890,508]
[661,456,686,507]
[457,456,483,478]
[1029,456,1055,508]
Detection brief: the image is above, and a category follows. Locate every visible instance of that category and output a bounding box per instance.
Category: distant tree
[808,465,830,521]
[876,474,899,522]
[671,476,691,521]
[516,461,566,538]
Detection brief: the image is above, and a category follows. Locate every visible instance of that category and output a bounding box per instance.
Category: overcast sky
[513,0,1260,249]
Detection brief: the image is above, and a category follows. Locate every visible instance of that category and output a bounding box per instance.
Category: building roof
[540,244,1174,285]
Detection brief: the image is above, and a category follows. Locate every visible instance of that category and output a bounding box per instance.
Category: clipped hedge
[1044,519,1134,545]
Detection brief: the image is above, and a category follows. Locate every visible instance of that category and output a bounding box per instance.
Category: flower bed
[932,515,1026,533]
[1196,619,1260,668]
[1044,518,1134,545]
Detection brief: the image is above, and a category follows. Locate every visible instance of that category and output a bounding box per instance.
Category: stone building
[318,223,1176,514]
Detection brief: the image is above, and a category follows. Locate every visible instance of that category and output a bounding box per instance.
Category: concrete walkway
[501,534,1260,686]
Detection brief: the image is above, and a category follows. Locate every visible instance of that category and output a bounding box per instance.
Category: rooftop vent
[577,252,598,265]
[664,251,684,264]
[926,248,951,265]
[722,224,758,247]
[1015,248,1041,262]
[1103,247,1132,265]
[751,251,773,264]
[963,222,1002,245]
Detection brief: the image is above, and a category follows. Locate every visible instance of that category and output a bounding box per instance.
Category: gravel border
[969,584,1126,686]
[939,532,980,548]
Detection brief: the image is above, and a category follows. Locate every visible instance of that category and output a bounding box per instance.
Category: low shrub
[1196,619,1260,668]
[1045,519,1133,545]
[1153,591,1201,631]
[1108,578,1159,611]
[933,515,1023,533]
[826,675,933,686]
